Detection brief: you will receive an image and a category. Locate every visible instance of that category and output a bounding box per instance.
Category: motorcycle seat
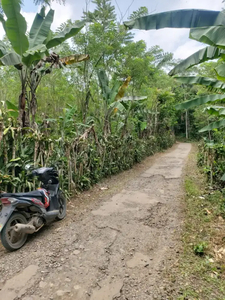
[1,190,44,199]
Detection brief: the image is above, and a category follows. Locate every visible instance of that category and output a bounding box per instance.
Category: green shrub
[194,242,208,256]
[0,128,174,194]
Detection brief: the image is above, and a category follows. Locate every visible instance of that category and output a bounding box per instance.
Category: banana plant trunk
[103,109,111,136]
[18,90,27,128]
[103,119,111,136]
[30,91,37,127]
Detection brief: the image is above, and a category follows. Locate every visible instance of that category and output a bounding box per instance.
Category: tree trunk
[30,91,37,127]
[83,89,91,123]
[103,119,110,137]
[18,90,26,128]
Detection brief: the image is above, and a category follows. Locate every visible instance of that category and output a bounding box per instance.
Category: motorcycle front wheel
[1,213,28,251]
[56,191,67,220]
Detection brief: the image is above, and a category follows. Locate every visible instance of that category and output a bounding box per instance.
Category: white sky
[0,0,224,59]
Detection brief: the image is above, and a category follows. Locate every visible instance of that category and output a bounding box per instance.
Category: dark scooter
[0,167,66,251]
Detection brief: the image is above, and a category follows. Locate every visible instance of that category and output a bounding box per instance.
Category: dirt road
[0,143,192,300]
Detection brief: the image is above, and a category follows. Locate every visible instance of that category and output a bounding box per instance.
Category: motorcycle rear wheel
[1,213,28,251]
[56,191,67,220]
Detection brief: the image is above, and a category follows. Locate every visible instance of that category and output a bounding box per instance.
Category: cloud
[173,40,206,59]
[22,11,36,31]
[151,0,223,12]
[134,28,190,53]
[170,0,222,11]
[50,2,81,31]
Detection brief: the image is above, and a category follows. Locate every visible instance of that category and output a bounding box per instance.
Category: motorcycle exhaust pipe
[14,224,36,234]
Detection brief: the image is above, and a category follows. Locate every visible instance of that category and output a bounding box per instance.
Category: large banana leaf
[124,9,225,30]
[215,63,225,80]
[0,52,21,66]
[176,94,225,110]
[2,0,29,56]
[6,100,19,118]
[204,106,225,116]
[199,119,225,132]
[22,44,47,66]
[29,9,54,48]
[190,26,225,49]
[109,101,126,113]
[108,82,121,103]
[120,96,148,101]
[98,70,133,106]
[39,6,46,18]
[169,46,225,76]
[97,69,111,102]
[0,41,7,58]
[44,30,53,45]
[46,21,85,49]
[219,108,225,115]
[175,76,225,90]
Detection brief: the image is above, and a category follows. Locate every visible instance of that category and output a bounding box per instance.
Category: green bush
[194,242,208,256]
[0,128,174,194]
[198,140,225,186]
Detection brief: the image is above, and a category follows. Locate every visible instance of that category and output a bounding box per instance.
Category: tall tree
[83,0,116,29]
[128,6,149,20]
[72,0,133,122]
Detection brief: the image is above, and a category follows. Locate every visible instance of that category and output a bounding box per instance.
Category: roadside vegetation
[165,145,225,300]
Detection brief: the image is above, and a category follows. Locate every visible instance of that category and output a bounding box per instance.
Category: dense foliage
[0,0,180,194]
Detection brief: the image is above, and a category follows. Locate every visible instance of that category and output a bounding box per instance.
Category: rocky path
[0,143,192,300]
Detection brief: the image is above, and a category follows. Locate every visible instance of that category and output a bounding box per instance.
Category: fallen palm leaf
[60,54,90,65]
[115,76,131,100]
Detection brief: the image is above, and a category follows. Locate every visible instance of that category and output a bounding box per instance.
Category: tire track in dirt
[0,143,191,300]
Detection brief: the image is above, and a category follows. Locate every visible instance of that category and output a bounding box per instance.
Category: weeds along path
[0,143,191,300]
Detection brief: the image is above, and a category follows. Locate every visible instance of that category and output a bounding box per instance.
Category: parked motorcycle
[0,167,66,251]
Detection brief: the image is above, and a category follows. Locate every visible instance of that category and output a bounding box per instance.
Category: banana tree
[124,9,225,75]
[173,76,225,132]
[117,96,148,137]
[97,69,148,136]
[124,9,225,132]
[0,0,89,128]
[97,69,130,136]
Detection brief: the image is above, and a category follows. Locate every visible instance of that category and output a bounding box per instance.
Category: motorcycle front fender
[0,205,15,232]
